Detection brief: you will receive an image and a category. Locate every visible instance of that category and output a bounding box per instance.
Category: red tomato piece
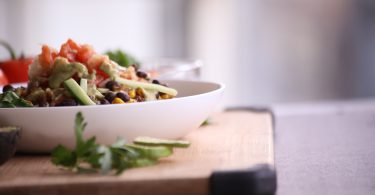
[76,44,95,64]
[38,45,57,68]
[0,58,33,83]
[58,39,83,62]
[87,54,108,72]
[66,39,80,51]
[0,69,9,85]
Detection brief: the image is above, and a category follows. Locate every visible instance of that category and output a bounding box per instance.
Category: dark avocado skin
[0,128,21,165]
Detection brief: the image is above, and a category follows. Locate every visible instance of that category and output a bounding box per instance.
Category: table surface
[0,111,274,195]
[273,99,375,195]
[6,97,372,195]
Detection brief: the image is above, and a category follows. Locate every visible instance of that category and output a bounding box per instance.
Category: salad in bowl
[1,39,177,107]
[0,40,224,153]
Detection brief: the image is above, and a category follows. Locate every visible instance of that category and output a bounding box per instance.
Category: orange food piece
[37,39,108,80]
[59,39,80,62]
[0,58,33,83]
[76,44,95,64]
[38,45,58,69]
[86,54,111,80]
[0,69,9,85]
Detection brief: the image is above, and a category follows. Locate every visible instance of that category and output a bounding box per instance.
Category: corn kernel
[112,97,125,104]
[160,94,172,99]
[129,89,136,99]
[136,88,144,97]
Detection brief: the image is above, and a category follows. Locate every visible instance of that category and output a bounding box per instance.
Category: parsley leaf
[51,145,76,167]
[51,112,190,175]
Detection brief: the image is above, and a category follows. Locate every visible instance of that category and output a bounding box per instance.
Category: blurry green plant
[105,50,140,68]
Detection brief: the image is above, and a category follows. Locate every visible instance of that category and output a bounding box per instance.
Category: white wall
[188,0,240,107]
[0,0,166,58]
[0,0,8,59]
[1,0,372,107]
[188,0,354,107]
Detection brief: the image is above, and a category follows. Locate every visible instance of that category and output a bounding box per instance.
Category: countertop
[273,99,375,195]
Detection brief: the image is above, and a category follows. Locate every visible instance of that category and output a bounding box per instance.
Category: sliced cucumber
[133,137,190,148]
[64,78,96,105]
[97,88,109,94]
[80,78,88,93]
[141,88,158,102]
[94,89,104,99]
[125,144,173,159]
[115,77,178,96]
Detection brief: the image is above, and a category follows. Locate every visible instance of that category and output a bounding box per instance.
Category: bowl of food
[0,40,224,153]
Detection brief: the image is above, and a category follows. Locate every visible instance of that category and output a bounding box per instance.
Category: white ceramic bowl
[0,80,224,153]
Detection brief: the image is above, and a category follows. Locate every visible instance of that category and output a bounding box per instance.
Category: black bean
[116,92,130,102]
[2,84,14,93]
[56,99,77,107]
[105,80,120,91]
[105,92,116,103]
[152,80,168,86]
[155,81,168,87]
[100,99,110,105]
[152,80,160,85]
[136,71,148,79]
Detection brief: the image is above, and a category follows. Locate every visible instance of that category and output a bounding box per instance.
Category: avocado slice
[49,57,88,89]
[0,127,21,165]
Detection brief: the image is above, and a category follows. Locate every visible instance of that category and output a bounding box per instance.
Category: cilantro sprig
[51,112,188,174]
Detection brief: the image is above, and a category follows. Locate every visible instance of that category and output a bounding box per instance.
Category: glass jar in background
[141,58,202,80]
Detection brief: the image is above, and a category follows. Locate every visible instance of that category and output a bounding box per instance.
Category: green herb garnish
[51,112,189,174]
[105,50,140,68]
[0,91,33,108]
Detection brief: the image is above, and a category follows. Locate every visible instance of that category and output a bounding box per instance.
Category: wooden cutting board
[0,110,275,195]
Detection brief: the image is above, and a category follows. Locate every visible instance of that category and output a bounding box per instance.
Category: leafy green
[51,145,77,167]
[105,50,140,68]
[51,112,190,174]
[0,91,33,108]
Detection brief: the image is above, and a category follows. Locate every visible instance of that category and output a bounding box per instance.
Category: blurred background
[0,0,374,108]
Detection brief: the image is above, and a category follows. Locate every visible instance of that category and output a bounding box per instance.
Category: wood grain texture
[0,111,274,195]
